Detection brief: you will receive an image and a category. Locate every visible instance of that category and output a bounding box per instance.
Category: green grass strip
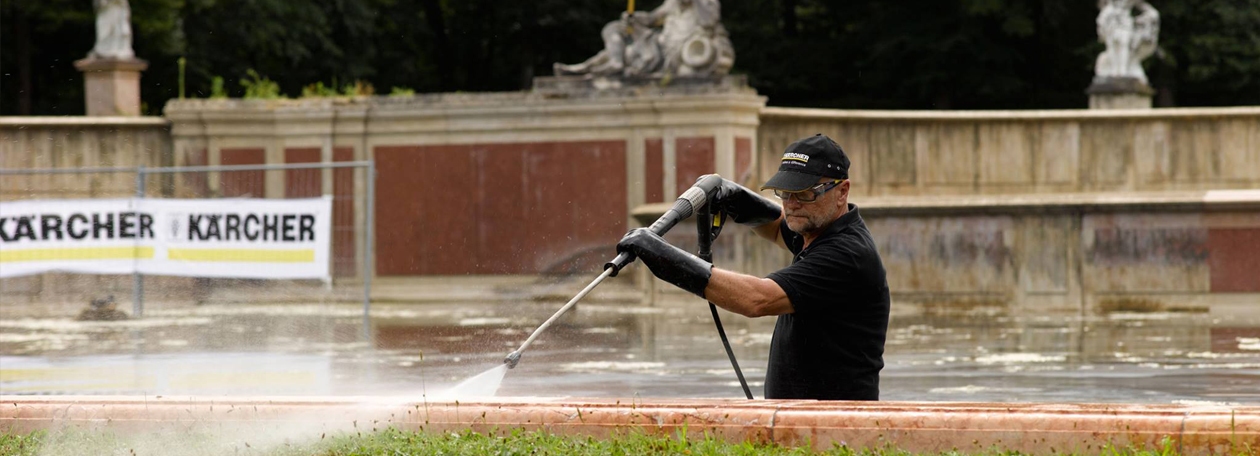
[0,427,1221,456]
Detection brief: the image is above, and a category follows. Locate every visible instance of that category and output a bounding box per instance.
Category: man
[616,134,890,400]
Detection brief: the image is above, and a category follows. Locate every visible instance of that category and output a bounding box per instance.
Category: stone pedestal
[1086,77,1154,110]
[532,74,747,96]
[74,57,148,116]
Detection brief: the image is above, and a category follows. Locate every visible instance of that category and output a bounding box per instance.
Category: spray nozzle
[504,351,522,369]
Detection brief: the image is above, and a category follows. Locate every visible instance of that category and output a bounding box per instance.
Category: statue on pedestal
[1094,0,1159,84]
[89,0,136,60]
[75,0,146,115]
[1088,0,1159,109]
[554,0,735,80]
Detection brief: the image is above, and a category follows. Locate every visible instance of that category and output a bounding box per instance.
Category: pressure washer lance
[503,175,724,369]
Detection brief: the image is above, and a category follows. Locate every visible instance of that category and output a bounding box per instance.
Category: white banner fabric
[0,197,333,279]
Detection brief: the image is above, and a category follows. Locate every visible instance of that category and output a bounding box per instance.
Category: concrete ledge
[163,90,767,138]
[0,116,170,127]
[2,396,1256,454]
[632,190,1260,224]
[761,105,1260,121]
[859,190,1260,216]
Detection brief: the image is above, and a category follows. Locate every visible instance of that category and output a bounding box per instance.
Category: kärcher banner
[0,197,332,279]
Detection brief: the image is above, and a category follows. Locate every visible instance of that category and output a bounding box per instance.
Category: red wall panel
[736,136,753,183]
[476,143,529,274]
[674,137,714,197]
[373,146,421,275]
[284,148,322,198]
[1208,228,1260,292]
[374,141,627,276]
[333,148,356,277]
[220,148,265,197]
[645,138,664,204]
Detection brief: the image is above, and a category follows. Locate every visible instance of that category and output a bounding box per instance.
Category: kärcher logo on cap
[782,152,810,165]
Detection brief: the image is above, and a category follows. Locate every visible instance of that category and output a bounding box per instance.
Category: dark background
[3,0,1258,115]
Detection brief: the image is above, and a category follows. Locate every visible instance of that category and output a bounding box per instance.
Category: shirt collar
[795,204,861,254]
[820,203,861,238]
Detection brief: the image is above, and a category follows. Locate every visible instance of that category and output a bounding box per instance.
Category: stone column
[1087,77,1154,110]
[74,57,148,116]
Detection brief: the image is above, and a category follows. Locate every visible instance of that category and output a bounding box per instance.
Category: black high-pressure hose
[697,200,754,399]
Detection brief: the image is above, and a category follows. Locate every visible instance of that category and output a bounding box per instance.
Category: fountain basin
[2,395,1256,454]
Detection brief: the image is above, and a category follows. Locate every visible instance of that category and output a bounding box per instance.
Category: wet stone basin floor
[2,296,1259,404]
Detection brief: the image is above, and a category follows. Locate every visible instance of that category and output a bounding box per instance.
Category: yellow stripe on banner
[0,247,155,262]
[167,248,315,263]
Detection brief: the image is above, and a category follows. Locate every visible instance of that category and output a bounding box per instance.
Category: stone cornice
[857,189,1260,215]
[164,91,767,139]
[761,106,1260,121]
[0,116,169,127]
[631,190,1260,224]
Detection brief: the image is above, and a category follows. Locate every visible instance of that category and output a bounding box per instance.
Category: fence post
[133,167,146,317]
[362,160,376,344]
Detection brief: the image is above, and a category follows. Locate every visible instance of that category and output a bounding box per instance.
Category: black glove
[710,177,781,226]
[615,228,712,298]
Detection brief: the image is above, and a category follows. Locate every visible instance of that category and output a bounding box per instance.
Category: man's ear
[837,180,851,207]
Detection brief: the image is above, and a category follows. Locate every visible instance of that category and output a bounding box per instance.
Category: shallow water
[1,297,1258,403]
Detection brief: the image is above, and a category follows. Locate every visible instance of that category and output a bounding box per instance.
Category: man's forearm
[704,268,793,318]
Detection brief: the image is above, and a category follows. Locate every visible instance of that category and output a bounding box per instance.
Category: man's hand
[616,228,712,298]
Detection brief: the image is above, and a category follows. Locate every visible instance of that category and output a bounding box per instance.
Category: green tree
[1149,0,1260,106]
[1,0,95,115]
[2,0,1258,115]
[177,0,375,99]
[724,0,1100,109]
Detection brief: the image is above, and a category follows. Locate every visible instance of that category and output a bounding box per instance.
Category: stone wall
[4,101,1258,312]
[757,107,1260,197]
[163,85,766,278]
[675,189,1260,314]
[861,191,1260,314]
[0,117,174,305]
[739,107,1260,312]
[0,117,171,200]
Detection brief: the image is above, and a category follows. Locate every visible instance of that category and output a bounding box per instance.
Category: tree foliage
[2,0,1257,115]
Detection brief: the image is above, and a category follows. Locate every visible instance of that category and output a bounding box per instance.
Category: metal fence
[0,162,376,335]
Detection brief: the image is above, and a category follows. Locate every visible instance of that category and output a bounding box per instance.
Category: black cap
[760,134,850,192]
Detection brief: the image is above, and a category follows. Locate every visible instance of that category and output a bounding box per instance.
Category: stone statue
[554,0,735,79]
[1094,0,1159,84]
[89,0,135,60]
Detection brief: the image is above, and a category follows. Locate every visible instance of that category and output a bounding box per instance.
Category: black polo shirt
[764,204,889,400]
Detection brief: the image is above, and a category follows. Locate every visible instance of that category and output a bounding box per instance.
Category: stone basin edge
[1,396,1256,455]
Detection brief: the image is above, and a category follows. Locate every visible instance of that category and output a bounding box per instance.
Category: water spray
[503,174,753,399]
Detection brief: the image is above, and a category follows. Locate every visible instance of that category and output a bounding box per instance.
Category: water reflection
[1,298,1257,403]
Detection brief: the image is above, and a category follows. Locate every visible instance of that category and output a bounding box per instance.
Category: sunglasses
[773,180,843,203]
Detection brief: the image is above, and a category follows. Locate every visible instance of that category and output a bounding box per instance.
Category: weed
[241,69,283,99]
[301,81,339,98]
[389,86,415,96]
[341,80,375,97]
[209,76,227,98]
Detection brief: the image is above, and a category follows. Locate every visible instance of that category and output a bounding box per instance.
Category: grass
[0,428,1229,456]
